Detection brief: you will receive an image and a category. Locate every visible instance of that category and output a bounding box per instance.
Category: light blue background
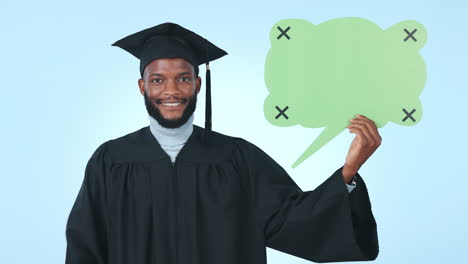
[1,0,467,263]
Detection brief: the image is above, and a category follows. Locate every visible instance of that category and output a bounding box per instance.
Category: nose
[162,79,180,95]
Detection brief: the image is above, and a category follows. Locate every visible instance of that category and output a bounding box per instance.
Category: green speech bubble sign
[264,18,427,168]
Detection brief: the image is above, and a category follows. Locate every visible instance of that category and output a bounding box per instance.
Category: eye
[179,76,191,82]
[151,78,163,83]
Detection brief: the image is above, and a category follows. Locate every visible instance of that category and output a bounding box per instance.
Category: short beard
[144,92,197,129]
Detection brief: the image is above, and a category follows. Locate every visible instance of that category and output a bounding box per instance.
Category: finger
[347,124,372,145]
[348,124,371,144]
[349,118,373,138]
[355,114,378,131]
[348,123,374,146]
[352,116,381,143]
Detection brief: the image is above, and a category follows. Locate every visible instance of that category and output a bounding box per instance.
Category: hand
[342,114,382,183]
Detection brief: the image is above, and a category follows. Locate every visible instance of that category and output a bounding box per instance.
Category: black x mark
[404,28,418,42]
[275,106,289,119]
[277,26,291,40]
[402,108,416,122]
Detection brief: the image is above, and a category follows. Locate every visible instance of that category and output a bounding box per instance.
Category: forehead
[145,58,194,73]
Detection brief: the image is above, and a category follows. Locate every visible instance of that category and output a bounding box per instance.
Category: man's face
[138,58,201,128]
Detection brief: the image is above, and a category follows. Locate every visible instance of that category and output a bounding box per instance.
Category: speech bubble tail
[292,125,345,168]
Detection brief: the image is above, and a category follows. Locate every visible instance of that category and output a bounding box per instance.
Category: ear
[138,78,145,96]
[385,20,427,51]
[195,76,202,94]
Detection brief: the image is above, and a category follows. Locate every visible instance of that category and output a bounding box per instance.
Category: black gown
[65,125,379,264]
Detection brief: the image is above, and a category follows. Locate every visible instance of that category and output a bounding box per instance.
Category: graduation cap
[111,22,228,133]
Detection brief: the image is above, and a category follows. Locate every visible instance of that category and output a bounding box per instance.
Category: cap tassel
[205,62,212,133]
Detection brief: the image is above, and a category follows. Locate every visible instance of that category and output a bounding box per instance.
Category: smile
[161,102,182,106]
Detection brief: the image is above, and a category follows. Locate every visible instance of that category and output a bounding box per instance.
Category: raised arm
[241,139,379,262]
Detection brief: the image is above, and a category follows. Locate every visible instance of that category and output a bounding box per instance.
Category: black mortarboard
[111,22,228,133]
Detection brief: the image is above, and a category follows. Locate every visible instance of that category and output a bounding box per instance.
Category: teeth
[162,102,181,106]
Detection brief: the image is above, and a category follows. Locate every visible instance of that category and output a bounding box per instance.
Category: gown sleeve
[65,142,110,264]
[240,139,379,263]
[346,177,357,192]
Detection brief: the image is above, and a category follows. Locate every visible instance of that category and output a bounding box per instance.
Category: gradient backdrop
[1,0,467,263]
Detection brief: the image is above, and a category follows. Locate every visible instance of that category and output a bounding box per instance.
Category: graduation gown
[65,125,379,264]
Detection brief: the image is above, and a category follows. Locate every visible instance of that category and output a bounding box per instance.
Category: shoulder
[183,126,248,162]
[204,128,271,163]
[202,127,245,146]
[107,126,149,146]
[201,127,264,153]
[91,126,158,163]
[197,126,257,148]
[173,125,263,163]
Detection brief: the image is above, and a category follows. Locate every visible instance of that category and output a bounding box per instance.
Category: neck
[148,114,194,147]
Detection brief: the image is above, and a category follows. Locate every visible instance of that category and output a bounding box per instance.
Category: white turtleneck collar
[148,114,194,163]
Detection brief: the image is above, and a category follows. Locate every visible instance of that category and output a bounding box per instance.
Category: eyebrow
[149,72,193,77]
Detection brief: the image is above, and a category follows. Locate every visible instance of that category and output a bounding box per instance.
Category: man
[65,22,381,264]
